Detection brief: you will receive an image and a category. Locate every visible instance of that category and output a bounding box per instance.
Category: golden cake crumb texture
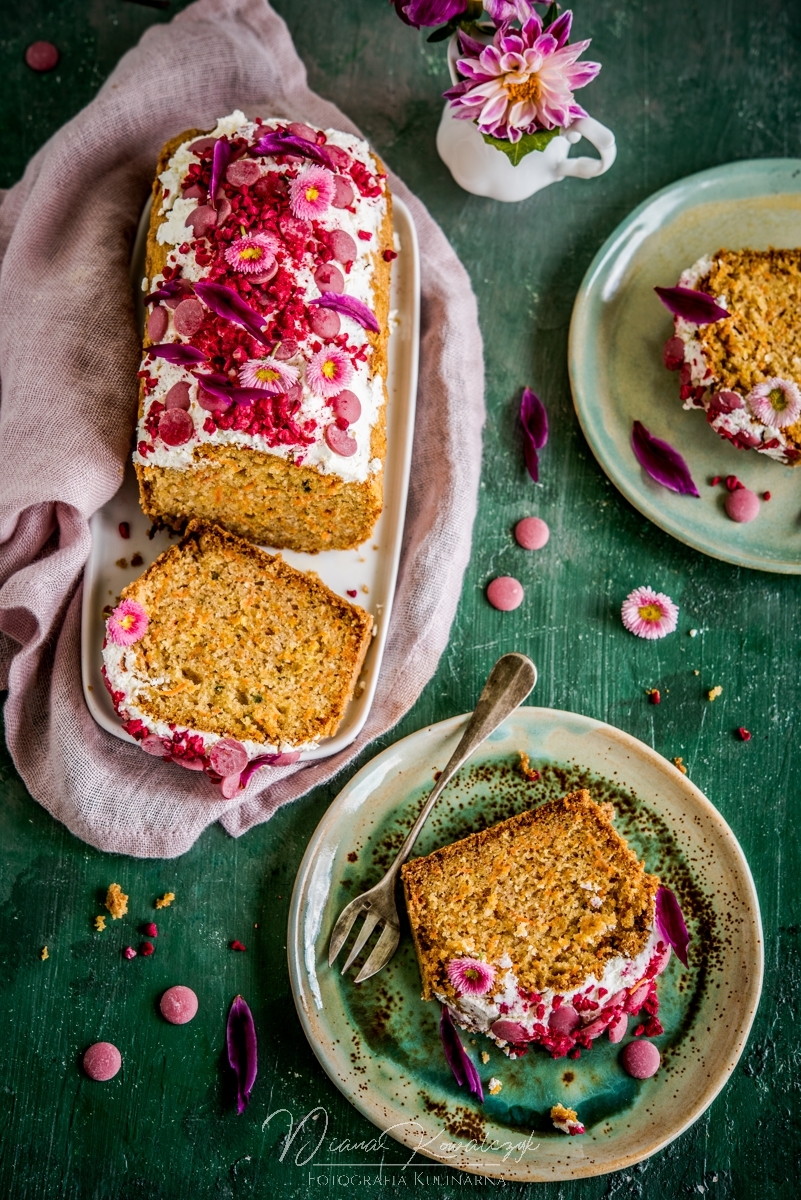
[105,883,129,920]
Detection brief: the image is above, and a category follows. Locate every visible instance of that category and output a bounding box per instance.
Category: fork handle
[388,653,537,877]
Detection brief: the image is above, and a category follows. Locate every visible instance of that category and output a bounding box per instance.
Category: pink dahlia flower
[289,167,335,220]
[746,377,801,428]
[444,11,600,142]
[306,345,354,397]
[446,957,496,996]
[224,233,279,275]
[107,599,149,646]
[621,587,679,641]
[239,357,299,393]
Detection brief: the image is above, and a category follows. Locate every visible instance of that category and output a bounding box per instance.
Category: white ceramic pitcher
[436,34,616,202]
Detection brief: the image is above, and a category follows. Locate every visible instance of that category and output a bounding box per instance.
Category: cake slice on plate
[401,790,671,1058]
[102,521,372,793]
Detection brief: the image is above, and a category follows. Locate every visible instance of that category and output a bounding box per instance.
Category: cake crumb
[481,1051,490,1064]
[693,669,700,676]
[105,883,128,920]
[94,915,106,932]
[689,629,698,637]
[155,892,175,909]
[550,1103,585,1135]
[673,756,688,775]
[518,751,540,782]
[40,946,49,961]
[488,1077,503,1095]
[645,688,661,705]
[130,552,143,567]
[707,685,723,701]
[115,558,128,569]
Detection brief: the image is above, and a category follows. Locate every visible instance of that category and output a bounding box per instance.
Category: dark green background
[1,1,798,1196]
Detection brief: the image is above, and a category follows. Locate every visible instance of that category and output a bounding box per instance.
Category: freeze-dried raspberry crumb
[725,475,744,492]
[763,491,771,501]
[383,249,398,261]
[141,941,155,957]
[568,1048,581,1059]
[143,923,158,937]
[123,947,136,960]
[646,688,661,705]
[119,522,130,539]
[634,1023,645,1037]
[737,727,751,741]
[231,940,247,952]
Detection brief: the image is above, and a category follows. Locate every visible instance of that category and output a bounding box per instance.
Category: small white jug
[436,34,616,202]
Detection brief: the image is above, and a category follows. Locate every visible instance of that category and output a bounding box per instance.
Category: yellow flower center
[255,366,280,383]
[239,246,264,261]
[505,73,541,106]
[638,604,663,622]
[464,968,480,981]
[769,387,788,411]
[304,185,320,202]
[119,614,135,630]
[321,358,337,379]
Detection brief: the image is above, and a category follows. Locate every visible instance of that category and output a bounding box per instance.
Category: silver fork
[328,652,537,983]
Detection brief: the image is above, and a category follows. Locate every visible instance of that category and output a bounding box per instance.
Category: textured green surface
[0,1,799,1197]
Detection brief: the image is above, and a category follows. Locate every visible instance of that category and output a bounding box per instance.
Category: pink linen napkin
[0,0,484,857]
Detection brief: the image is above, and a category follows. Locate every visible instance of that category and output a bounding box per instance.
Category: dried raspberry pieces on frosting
[663,249,801,465]
[134,110,391,484]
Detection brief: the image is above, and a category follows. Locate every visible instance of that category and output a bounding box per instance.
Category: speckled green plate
[287,707,762,1181]
[569,159,801,573]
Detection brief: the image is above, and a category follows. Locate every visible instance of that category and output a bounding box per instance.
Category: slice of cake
[401,791,671,1059]
[665,248,801,465]
[101,521,372,792]
[135,110,394,551]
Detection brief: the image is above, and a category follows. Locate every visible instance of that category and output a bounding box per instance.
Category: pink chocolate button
[226,159,261,187]
[288,122,317,142]
[325,146,351,171]
[160,986,199,1026]
[515,517,550,550]
[330,390,361,425]
[329,230,357,268]
[724,487,760,523]
[548,1004,580,1035]
[487,576,524,611]
[208,739,248,778]
[185,205,217,237]
[309,307,341,338]
[314,263,344,293]
[147,305,168,342]
[172,298,204,337]
[325,424,357,456]
[332,177,355,209]
[25,41,59,72]
[83,1042,121,1081]
[158,409,194,447]
[621,1039,661,1079]
[165,382,191,411]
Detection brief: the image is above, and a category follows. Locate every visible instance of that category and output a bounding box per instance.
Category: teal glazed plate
[287,708,763,1181]
[569,159,801,572]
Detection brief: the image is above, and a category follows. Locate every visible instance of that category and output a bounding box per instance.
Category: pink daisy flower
[746,377,801,428]
[446,957,496,996]
[289,166,335,220]
[306,345,353,397]
[621,587,679,640]
[107,599,149,646]
[224,232,279,275]
[239,357,299,393]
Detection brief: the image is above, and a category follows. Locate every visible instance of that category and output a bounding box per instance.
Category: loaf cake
[101,521,373,793]
[401,791,671,1059]
[665,248,801,464]
[134,111,395,551]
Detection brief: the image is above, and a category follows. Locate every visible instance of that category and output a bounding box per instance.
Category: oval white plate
[288,706,762,1180]
[81,196,420,759]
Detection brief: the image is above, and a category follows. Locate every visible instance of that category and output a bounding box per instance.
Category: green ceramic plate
[287,708,762,1181]
[569,159,801,573]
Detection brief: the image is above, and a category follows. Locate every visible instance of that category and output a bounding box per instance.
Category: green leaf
[427,22,457,43]
[542,2,560,30]
[481,128,561,166]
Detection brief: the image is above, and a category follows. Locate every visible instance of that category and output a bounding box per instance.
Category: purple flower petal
[193,374,275,406]
[227,995,258,1114]
[239,751,302,787]
[144,279,186,306]
[439,1006,483,1103]
[252,132,334,171]
[655,885,690,967]
[209,137,231,206]
[520,386,548,482]
[654,286,729,326]
[631,420,700,497]
[194,281,271,345]
[402,0,468,27]
[148,343,207,366]
[309,292,380,333]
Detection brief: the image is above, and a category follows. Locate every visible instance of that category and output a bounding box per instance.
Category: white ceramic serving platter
[288,707,763,1181]
[81,196,420,760]
[569,159,801,572]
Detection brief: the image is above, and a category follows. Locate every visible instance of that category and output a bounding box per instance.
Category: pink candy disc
[662,336,685,371]
[724,487,760,523]
[249,261,278,285]
[607,1012,628,1044]
[172,298,204,338]
[325,146,352,171]
[548,1004,580,1036]
[490,1019,528,1044]
[314,262,345,293]
[487,576,524,611]
[165,382,191,411]
[140,734,168,757]
[25,41,59,72]
[309,307,341,338]
[83,1042,121,1082]
[329,230,357,268]
[226,159,261,187]
[330,390,361,425]
[189,137,218,156]
[158,409,194,447]
[220,774,242,799]
[182,183,206,201]
[160,986,199,1026]
[325,423,357,457]
[515,517,550,550]
[332,176,355,209]
[147,305,168,342]
[185,205,217,237]
[288,121,317,142]
[172,756,205,771]
[215,198,232,225]
[621,1039,661,1079]
[274,339,298,361]
[197,387,230,414]
[208,738,248,778]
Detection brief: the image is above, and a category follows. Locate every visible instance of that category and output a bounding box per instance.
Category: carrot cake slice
[401,791,673,1059]
[664,248,801,464]
[135,111,394,551]
[101,521,372,794]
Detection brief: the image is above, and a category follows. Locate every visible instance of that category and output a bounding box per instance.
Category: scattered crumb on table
[155,892,175,909]
[105,883,128,919]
